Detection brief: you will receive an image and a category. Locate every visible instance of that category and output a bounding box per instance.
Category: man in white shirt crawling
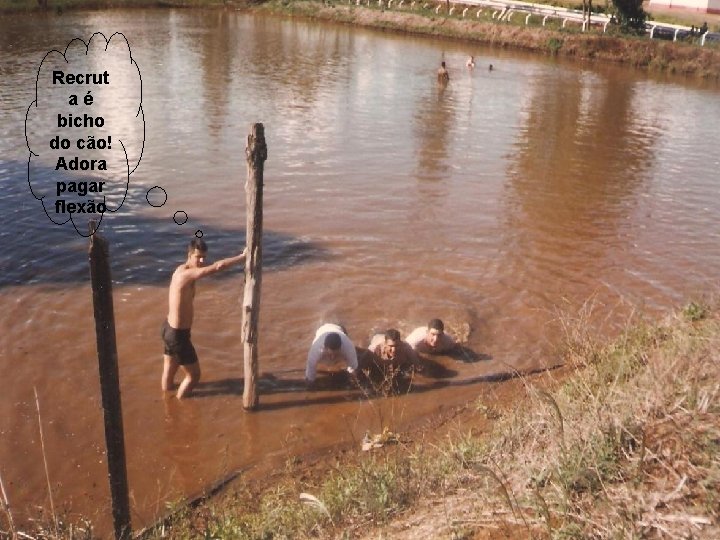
[406,318,457,355]
[305,323,358,388]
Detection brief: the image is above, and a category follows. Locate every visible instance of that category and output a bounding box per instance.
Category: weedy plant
[15,301,720,539]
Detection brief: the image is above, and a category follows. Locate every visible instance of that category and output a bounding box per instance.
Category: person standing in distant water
[437,61,450,83]
[466,56,475,69]
[406,319,457,354]
[161,238,247,399]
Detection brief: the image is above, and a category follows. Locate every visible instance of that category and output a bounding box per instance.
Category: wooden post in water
[88,226,132,540]
[242,123,267,410]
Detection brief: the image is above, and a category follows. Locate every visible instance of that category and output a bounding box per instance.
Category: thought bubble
[143,185,203,237]
[25,32,144,237]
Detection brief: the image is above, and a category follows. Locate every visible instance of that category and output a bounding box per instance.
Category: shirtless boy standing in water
[161,238,247,399]
[437,61,450,84]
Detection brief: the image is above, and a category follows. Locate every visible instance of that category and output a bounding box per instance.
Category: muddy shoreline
[142,363,570,539]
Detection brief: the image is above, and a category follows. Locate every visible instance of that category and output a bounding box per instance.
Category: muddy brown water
[1,7,720,534]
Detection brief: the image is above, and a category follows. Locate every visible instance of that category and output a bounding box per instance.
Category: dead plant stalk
[34,386,58,535]
[0,469,16,539]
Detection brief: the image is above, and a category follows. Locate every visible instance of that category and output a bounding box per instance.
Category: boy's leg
[162,354,179,391]
[176,362,201,399]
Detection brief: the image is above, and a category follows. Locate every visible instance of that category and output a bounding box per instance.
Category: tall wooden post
[88,229,132,539]
[242,123,267,410]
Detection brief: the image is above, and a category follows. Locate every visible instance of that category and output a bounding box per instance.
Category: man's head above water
[424,319,445,350]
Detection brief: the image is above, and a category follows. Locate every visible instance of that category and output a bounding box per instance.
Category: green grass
[143,301,720,537]
[8,301,720,538]
[3,0,720,76]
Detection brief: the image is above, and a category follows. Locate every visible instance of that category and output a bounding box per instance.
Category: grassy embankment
[5,301,719,538]
[2,0,720,79]
[146,301,720,538]
[254,0,720,80]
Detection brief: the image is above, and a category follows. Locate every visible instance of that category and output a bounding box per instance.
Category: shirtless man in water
[437,61,450,84]
[406,319,456,355]
[368,328,420,370]
[161,238,247,399]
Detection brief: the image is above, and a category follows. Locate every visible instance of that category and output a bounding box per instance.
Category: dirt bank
[3,0,719,79]
[254,0,720,80]
[151,303,720,539]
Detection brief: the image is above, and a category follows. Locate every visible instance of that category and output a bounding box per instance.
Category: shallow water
[1,7,719,533]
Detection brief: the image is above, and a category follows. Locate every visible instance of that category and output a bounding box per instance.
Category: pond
[1,7,719,533]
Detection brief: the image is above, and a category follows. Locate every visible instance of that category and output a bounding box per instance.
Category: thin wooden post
[242,123,266,410]
[88,228,131,540]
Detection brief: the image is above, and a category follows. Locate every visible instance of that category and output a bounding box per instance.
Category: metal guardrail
[647,23,720,45]
[374,0,718,45]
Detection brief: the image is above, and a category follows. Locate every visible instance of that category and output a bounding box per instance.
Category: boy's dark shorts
[161,320,198,366]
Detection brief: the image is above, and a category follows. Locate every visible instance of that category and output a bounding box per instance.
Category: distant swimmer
[305,323,358,388]
[437,61,450,83]
[466,56,475,69]
[161,238,247,399]
[368,328,420,370]
[406,319,457,354]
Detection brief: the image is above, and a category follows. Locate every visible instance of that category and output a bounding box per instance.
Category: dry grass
[469,303,720,538]
[340,301,719,539]
[9,301,720,539]
[3,0,719,77]
[145,301,719,539]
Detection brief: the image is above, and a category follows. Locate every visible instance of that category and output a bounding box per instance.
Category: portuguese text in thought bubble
[25,32,144,237]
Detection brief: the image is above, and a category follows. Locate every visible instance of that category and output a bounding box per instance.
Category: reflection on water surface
[1,8,719,533]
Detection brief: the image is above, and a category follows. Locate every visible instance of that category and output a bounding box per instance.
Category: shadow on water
[188,361,557,410]
[417,361,563,389]
[0,160,330,289]
[186,345,500,410]
[190,374,368,410]
[446,346,491,364]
